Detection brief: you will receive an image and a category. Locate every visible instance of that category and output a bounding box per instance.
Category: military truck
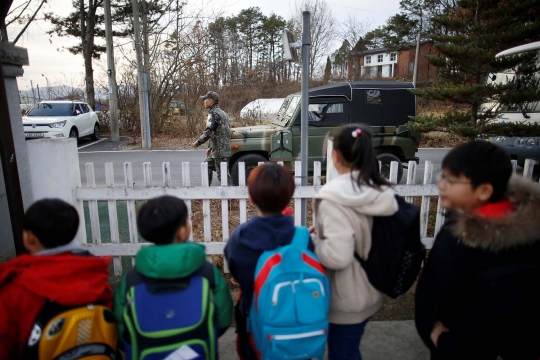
[228,81,421,185]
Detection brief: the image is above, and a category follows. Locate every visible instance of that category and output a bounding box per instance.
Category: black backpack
[355,194,426,298]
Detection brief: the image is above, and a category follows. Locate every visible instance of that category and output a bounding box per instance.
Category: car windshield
[273,95,301,126]
[27,103,73,117]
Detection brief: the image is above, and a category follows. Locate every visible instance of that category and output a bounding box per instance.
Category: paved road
[78,138,450,186]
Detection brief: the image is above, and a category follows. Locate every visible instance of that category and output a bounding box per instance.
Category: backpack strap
[290,226,310,250]
[126,261,216,291]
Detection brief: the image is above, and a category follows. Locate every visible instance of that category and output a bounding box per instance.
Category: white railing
[76,158,538,276]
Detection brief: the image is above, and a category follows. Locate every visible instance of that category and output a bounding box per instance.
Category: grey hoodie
[312,171,398,324]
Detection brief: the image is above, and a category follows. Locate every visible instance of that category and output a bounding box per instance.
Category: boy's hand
[192,141,199,148]
[206,148,211,157]
[430,321,449,347]
[309,225,316,234]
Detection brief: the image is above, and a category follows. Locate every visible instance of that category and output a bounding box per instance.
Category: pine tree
[324,57,332,84]
[407,0,540,138]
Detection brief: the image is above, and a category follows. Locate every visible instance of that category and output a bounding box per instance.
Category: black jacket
[415,177,540,360]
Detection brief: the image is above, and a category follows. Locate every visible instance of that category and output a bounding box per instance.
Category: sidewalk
[218,321,430,359]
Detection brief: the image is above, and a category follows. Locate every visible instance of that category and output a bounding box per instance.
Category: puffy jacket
[0,251,112,359]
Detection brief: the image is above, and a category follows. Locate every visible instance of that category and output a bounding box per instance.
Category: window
[82,104,91,113]
[365,56,371,64]
[367,90,382,105]
[390,53,397,61]
[377,54,383,63]
[308,103,344,122]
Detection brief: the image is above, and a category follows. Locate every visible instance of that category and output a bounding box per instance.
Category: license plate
[25,132,44,138]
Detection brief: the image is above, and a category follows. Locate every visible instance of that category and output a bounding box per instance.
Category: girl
[311,124,398,360]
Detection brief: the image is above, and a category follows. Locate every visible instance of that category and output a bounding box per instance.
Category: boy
[225,163,315,360]
[114,195,232,359]
[0,198,113,359]
[415,141,540,359]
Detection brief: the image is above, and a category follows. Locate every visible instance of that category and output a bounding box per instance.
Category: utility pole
[300,11,310,226]
[131,0,151,149]
[412,31,421,86]
[104,0,119,141]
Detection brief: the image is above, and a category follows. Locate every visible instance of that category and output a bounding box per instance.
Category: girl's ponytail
[330,124,390,189]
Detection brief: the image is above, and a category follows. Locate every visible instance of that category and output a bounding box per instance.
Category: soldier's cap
[201,91,219,102]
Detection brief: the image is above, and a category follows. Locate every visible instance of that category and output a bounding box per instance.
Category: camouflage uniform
[195,103,231,184]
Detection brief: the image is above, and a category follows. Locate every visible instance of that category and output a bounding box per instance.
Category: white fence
[77,157,540,276]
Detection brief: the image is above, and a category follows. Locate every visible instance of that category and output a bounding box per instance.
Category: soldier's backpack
[24,301,118,359]
[355,194,426,299]
[121,262,218,360]
[249,226,330,359]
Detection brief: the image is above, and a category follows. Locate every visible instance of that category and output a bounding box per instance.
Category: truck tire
[377,153,403,183]
[231,153,267,186]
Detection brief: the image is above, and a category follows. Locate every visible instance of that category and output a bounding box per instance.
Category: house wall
[348,42,440,81]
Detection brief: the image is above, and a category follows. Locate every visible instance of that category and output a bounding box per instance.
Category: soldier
[192,91,231,184]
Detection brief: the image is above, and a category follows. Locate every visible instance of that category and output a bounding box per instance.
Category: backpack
[355,194,426,299]
[24,301,118,360]
[121,261,218,360]
[249,226,330,359]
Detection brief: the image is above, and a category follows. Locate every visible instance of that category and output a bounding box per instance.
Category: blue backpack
[249,227,330,359]
[121,262,218,360]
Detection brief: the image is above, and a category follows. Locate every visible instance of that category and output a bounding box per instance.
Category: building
[347,41,439,82]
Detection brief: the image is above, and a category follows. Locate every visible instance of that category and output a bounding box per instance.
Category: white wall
[26,138,87,244]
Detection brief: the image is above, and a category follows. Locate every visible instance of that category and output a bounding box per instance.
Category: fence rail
[76,158,538,275]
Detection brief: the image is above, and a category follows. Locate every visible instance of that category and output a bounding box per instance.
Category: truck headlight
[49,120,67,128]
[495,136,505,142]
[526,138,535,147]
[518,138,526,146]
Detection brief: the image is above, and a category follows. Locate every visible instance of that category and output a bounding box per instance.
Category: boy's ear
[173,221,191,243]
[476,183,494,202]
[23,230,45,254]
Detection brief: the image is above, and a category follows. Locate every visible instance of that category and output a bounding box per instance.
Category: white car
[22,100,100,140]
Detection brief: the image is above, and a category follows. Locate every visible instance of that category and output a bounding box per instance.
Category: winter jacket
[0,249,113,359]
[224,214,314,323]
[113,242,233,338]
[312,171,398,325]
[415,176,540,360]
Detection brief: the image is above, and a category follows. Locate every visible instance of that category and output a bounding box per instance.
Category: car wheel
[377,153,403,183]
[91,123,100,140]
[69,128,79,140]
[231,153,267,186]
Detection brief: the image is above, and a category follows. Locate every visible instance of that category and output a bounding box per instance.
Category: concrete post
[0,42,33,262]
[26,138,87,245]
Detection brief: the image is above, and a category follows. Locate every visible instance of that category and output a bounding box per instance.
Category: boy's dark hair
[330,124,391,188]
[248,163,295,214]
[137,195,189,245]
[442,141,512,202]
[23,198,79,249]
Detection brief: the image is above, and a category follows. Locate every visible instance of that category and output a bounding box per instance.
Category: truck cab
[229,81,421,185]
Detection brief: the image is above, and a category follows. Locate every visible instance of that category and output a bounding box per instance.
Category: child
[114,195,233,359]
[415,141,540,359]
[0,198,113,359]
[225,163,314,360]
[311,124,398,360]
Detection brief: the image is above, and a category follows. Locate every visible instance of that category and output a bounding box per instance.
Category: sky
[8,0,402,92]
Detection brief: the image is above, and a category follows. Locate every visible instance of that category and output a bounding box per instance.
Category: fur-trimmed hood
[451,176,540,251]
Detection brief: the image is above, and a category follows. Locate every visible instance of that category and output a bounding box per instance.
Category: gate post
[27,138,87,245]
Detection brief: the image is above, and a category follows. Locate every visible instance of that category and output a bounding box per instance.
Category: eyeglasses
[436,172,472,188]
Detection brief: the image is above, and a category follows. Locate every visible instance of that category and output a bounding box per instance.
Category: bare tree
[339,15,371,51]
[3,0,47,43]
[291,0,336,78]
